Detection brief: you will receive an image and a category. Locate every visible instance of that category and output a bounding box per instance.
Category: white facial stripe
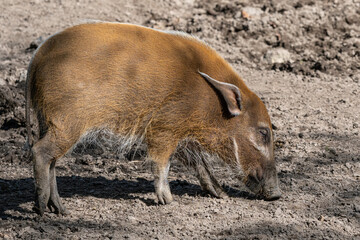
[232,137,240,164]
[258,122,270,128]
[249,133,270,160]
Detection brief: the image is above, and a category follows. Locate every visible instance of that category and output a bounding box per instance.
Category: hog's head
[199,71,281,200]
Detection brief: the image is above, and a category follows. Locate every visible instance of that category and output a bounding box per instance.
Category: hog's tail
[24,63,34,151]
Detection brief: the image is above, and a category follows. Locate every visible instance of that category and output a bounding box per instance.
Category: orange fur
[27,23,268,164]
[26,23,280,214]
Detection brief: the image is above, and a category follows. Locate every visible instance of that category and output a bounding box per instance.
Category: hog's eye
[259,127,270,144]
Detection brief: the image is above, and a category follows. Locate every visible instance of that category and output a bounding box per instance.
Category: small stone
[242,7,263,19]
[274,207,282,216]
[328,148,337,156]
[345,14,360,25]
[92,166,102,173]
[265,35,279,47]
[2,234,11,240]
[344,225,352,233]
[234,11,242,19]
[354,204,360,212]
[345,162,352,169]
[127,216,138,224]
[265,48,292,64]
[241,10,250,19]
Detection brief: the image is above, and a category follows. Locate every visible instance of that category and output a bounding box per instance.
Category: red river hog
[25,22,281,216]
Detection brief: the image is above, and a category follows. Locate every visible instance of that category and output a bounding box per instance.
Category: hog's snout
[245,166,281,200]
[263,185,282,201]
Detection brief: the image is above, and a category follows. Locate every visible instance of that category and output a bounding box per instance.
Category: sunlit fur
[26,22,278,198]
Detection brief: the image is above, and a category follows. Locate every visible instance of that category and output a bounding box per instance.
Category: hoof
[264,188,282,201]
[157,191,173,205]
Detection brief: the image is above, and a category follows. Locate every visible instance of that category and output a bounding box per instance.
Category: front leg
[195,162,228,199]
[153,161,173,204]
[147,134,178,205]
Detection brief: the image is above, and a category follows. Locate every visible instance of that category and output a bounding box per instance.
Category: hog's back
[28,23,240,137]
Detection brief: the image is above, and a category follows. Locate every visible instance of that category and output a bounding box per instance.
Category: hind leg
[32,140,50,215]
[47,161,69,215]
[32,131,74,216]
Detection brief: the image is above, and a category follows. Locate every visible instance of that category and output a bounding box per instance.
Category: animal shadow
[0,176,253,220]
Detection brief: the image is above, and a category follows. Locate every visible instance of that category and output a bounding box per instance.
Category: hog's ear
[198,71,242,116]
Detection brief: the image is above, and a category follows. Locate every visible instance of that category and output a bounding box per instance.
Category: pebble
[274,207,282,217]
[265,48,292,64]
[354,204,360,213]
[242,7,263,19]
[127,216,138,224]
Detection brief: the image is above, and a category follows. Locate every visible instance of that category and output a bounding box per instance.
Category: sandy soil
[0,0,359,239]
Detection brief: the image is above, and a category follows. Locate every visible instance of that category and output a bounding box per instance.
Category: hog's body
[26,23,281,216]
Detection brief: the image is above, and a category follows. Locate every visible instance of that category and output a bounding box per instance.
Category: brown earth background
[0,0,359,239]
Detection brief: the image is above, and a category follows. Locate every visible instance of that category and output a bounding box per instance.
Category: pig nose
[264,187,282,201]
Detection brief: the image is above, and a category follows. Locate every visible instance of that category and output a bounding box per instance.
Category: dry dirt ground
[0,0,359,239]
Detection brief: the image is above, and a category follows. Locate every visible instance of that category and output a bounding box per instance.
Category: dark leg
[32,134,55,216]
[32,132,73,216]
[174,143,227,199]
[47,161,69,215]
[195,162,227,198]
